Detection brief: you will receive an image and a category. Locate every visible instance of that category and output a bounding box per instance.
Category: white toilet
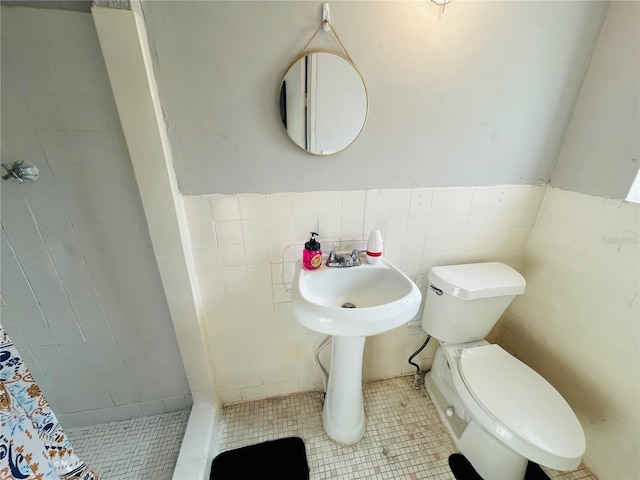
[421,262,585,480]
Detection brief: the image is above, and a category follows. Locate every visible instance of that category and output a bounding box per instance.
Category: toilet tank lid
[428,262,525,300]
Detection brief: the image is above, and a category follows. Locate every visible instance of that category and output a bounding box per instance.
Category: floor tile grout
[66,409,190,480]
[63,376,597,480]
[216,376,598,480]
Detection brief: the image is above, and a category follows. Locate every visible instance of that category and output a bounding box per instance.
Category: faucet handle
[349,249,362,266]
[325,249,361,267]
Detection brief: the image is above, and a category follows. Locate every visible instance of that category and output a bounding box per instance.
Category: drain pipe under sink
[316,336,332,397]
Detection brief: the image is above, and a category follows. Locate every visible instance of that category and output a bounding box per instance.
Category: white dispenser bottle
[366,229,383,264]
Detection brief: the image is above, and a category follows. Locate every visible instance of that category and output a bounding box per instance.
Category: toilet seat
[449,344,585,471]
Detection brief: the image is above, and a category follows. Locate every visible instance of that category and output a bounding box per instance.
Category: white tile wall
[498,187,639,480]
[183,184,545,403]
[0,6,191,427]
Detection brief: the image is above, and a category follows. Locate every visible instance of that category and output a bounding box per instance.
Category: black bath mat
[448,453,551,480]
[210,436,309,479]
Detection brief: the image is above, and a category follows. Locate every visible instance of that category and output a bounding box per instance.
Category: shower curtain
[0,327,98,480]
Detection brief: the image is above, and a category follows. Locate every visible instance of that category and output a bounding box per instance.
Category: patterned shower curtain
[0,327,98,480]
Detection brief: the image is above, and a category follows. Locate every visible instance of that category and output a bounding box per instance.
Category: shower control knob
[446,406,455,417]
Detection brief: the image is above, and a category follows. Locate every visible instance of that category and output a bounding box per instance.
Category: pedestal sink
[292,258,421,444]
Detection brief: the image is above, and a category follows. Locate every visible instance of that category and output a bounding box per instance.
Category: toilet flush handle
[429,284,444,296]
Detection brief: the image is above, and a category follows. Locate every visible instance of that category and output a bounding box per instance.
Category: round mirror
[279,51,368,155]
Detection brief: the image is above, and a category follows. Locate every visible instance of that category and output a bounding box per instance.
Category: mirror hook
[322,3,331,32]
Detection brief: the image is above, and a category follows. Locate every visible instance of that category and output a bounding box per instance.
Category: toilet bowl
[421,262,585,480]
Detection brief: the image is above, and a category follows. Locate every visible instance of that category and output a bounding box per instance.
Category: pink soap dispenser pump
[303,232,322,270]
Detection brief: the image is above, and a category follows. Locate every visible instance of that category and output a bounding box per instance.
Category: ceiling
[0,0,92,12]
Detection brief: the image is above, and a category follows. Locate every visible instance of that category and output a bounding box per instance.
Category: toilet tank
[421,262,525,343]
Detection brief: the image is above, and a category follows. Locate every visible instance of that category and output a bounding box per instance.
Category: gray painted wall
[551,1,639,200]
[140,1,608,195]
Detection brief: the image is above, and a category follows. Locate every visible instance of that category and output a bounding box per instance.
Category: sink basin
[293,259,421,337]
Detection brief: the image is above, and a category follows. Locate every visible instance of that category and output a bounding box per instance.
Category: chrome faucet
[326,249,363,268]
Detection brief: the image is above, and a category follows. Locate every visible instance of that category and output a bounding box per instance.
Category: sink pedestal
[323,335,366,444]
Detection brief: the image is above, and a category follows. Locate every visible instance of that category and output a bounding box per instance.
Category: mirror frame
[279,50,369,156]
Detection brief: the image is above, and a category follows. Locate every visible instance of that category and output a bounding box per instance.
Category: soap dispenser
[366,229,383,264]
[303,232,322,270]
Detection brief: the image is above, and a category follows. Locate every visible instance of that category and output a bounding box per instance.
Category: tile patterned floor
[216,376,599,480]
[62,378,598,480]
[66,409,190,480]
